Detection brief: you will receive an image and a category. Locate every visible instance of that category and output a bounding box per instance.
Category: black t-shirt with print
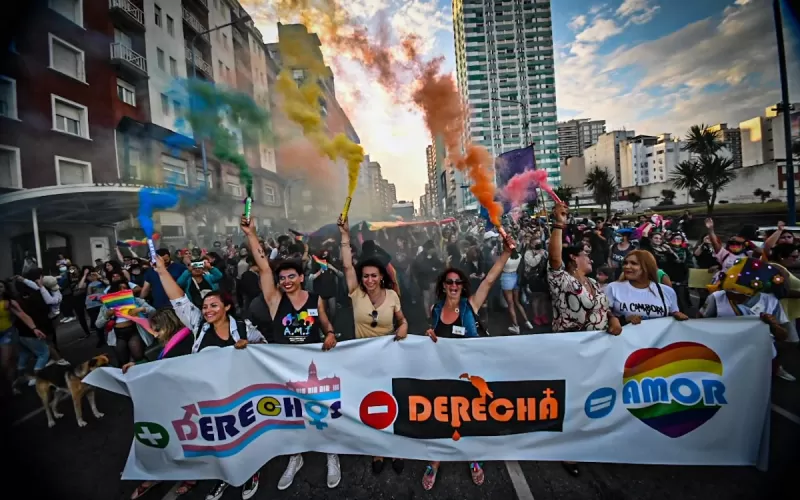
[188,278,213,309]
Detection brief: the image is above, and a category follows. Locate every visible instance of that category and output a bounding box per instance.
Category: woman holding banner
[420,230,515,490]
[548,202,622,477]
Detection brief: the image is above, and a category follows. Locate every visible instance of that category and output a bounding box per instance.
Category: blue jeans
[17,336,50,371]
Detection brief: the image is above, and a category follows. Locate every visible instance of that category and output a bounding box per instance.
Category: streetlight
[773,0,795,224]
[189,13,252,187]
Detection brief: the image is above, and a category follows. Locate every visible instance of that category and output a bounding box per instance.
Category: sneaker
[242,472,259,499]
[277,454,304,490]
[205,481,228,500]
[508,325,520,334]
[524,321,534,330]
[64,317,76,323]
[326,454,341,488]
[777,365,796,382]
[59,317,68,323]
[56,359,70,366]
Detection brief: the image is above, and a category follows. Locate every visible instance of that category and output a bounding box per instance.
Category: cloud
[575,18,623,43]
[568,15,588,31]
[616,0,661,25]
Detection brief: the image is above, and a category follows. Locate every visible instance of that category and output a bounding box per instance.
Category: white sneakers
[277,454,303,490]
[508,325,520,334]
[277,453,341,490]
[326,454,341,489]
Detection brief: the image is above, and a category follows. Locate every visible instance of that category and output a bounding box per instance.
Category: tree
[659,189,677,206]
[626,192,642,212]
[700,155,736,215]
[553,185,576,206]
[670,160,703,205]
[682,124,725,157]
[584,167,616,220]
[753,188,772,203]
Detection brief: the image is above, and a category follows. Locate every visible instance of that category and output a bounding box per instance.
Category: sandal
[422,465,438,490]
[175,481,196,496]
[470,462,485,485]
[131,481,159,499]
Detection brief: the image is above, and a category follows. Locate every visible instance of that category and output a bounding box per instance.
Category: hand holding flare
[497,227,516,251]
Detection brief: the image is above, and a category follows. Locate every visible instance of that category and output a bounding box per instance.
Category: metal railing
[110,43,147,73]
[182,7,209,42]
[185,47,212,76]
[232,27,247,47]
[109,0,144,25]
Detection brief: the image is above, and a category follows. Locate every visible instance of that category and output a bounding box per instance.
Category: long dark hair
[435,267,471,301]
[356,257,395,293]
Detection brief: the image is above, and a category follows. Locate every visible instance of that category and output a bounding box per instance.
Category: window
[196,167,212,188]
[161,154,188,186]
[0,76,18,120]
[292,69,304,81]
[263,185,276,204]
[116,79,136,106]
[55,156,92,185]
[157,48,165,71]
[154,4,162,26]
[49,0,82,27]
[49,35,85,82]
[128,147,141,179]
[52,95,89,138]
[166,15,174,36]
[169,57,177,77]
[173,100,182,116]
[0,145,22,189]
[218,60,224,79]
[227,182,242,197]
[160,93,169,114]
[222,33,229,49]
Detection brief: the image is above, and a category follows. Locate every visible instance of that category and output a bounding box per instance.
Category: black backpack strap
[654,283,668,317]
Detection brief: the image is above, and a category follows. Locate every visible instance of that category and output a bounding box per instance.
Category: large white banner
[86,317,772,486]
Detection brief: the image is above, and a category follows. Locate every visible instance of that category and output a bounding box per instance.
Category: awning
[0,184,141,225]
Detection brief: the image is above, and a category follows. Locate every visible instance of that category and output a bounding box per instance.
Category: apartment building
[583,130,635,187]
[0,0,283,276]
[557,118,605,160]
[454,0,559,212]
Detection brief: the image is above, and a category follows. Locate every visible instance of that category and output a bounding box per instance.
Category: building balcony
[186,0,208,10]
[185,47,212,78]
[182,7,209,43]
[232,26,247,47]
[109,0,145,31]
[110,43,147,79]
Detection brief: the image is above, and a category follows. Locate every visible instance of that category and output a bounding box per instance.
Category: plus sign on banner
[134,422,170,449]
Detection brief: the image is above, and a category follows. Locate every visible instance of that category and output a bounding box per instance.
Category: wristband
[552,223,565,230]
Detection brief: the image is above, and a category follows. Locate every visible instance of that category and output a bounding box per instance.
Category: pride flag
[312,255,328,271]
[101,290,136,311]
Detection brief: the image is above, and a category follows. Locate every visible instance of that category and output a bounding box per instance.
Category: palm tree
[627,192,642,212]
[700,155,736,214]
[682,124,725,158]
[670,160,702,205]
[553,185,576,206]
[584,167,616,220]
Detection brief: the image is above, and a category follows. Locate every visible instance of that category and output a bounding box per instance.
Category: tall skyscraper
[558,118,606,160]
[453,0,559,209]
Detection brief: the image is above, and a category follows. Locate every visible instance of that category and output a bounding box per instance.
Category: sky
[257,0,800,203]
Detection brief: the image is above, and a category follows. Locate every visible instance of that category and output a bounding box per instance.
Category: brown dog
[34,354,110,428]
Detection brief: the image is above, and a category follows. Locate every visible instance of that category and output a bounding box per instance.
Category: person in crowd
[12,279,52,388]
[175,257,224,309]
[605,250,689,325]
[413,240,444,319]
[338,214,409,475]
[141,249,187,309]
[0,280,47,395]
[17,273,64,360]
[704,218,757,279]
[763,243,800,381]
[78,267,105,345]
[548,203,622,477]
[239,216,341,493]
[499,239,533,334]
[608,228,634,280]
[151,243,266,500]
[522,233,550,325]
[308,247,344,325]
[596,266,612,293]
[237,257,261,313]
[420,230,514,490]
[62,263,91,337]
[95,281,155,366]
[56,262,76,323]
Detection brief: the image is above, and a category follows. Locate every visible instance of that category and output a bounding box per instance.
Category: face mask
[614,236,623,244]
[59,266,67,273]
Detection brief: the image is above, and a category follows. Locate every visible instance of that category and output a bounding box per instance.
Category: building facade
[583,130,635,187]
[557,118,605,160]
[453,0,559,209]
[706,123,743,170]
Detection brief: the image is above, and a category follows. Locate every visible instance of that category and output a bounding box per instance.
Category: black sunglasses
[370,310,378,328]
[444,279,464,285]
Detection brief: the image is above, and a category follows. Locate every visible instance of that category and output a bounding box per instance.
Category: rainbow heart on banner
[622,342,726,438]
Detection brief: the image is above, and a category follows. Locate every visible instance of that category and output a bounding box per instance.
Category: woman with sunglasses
[338,215,409,475]
[419,231,514,490]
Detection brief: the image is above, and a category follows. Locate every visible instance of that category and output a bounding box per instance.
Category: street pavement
[4,298,800,500]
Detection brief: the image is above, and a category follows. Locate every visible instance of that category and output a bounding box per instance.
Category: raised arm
[470,234,513,311]
[548,203,568,269]
[153,254,186,301]
[240,216,280,306]
[705,218,722,253]
[338,216,359,294]
[763,221,785,254]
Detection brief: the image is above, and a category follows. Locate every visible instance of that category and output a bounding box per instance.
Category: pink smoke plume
[502,170,562,208]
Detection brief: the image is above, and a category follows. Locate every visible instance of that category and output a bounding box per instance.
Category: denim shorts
[500,272,518,291]
[0,327,18,346]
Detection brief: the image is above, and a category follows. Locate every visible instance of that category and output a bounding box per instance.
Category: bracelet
[551,223,565,230]
[340,241,350,246]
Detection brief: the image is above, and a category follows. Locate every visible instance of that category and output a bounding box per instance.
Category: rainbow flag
[312,255,328,271]
[101,290,136,311]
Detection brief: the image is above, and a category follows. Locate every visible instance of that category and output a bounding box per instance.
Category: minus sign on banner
[368,405,389,414]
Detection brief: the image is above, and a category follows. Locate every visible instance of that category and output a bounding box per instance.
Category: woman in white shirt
[500,241,533,334]
[605,250,689,325]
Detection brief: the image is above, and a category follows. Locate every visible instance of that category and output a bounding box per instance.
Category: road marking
[159,483,181,500]
[12,393,68,427]
[772,404,800,425]
[505,461,535,500]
